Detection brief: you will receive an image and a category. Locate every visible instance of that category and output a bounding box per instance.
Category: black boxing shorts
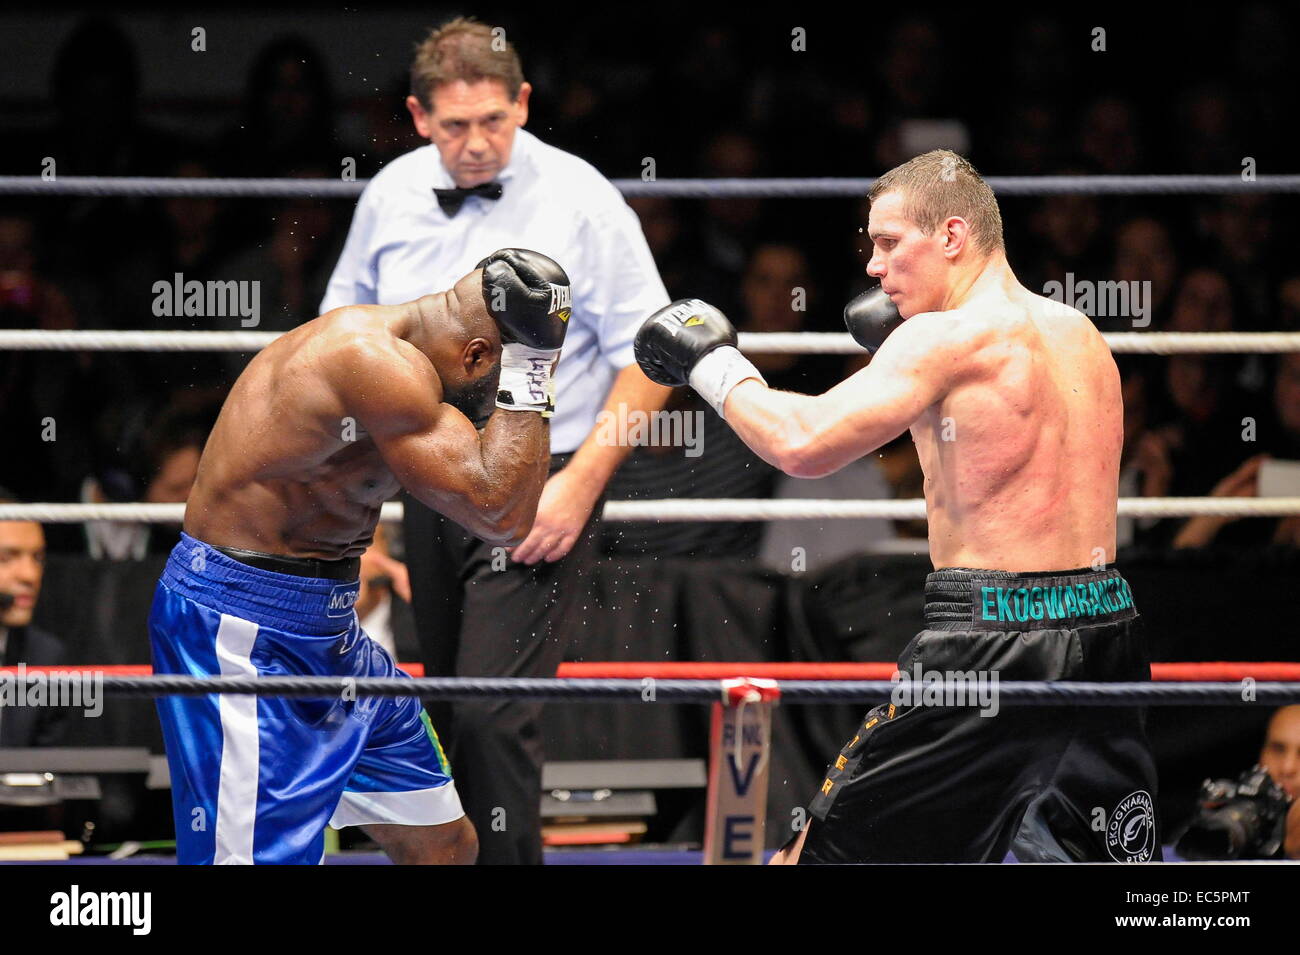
[799,565,1162,864]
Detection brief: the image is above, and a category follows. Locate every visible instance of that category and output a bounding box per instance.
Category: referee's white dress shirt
[321,128,670,454]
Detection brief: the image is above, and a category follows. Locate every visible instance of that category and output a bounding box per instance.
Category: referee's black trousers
[402,452,602,865]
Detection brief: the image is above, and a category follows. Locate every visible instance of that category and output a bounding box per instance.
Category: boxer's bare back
[901,280,1122,571]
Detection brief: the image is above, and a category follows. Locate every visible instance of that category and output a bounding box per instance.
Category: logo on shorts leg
[1106,790,1156,862]
[326,584,360,618]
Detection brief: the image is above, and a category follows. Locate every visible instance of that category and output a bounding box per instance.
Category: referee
[321,18,670,864]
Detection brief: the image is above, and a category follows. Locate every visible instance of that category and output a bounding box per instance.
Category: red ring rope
[5,662,1300,681]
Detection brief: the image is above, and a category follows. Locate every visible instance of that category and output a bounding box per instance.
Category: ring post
[703,678,779,864]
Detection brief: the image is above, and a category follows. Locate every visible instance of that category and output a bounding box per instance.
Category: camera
[1176,764,1291,860]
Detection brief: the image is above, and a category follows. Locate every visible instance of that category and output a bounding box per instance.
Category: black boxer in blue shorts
[151,249,571,864]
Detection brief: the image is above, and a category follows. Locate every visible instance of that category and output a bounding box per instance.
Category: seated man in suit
[0,488,68,747]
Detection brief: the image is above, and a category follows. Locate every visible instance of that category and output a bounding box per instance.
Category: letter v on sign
[727,752,761,796]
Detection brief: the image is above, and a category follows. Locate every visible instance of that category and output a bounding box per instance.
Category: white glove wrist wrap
[497,343,559,416]
[688,345,765,419]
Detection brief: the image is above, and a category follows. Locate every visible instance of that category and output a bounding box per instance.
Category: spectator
[1233,4,1297,157]
[0,213,98,502]
[1171,351,1300,549]
[109,157,234,394]
[66,399,216,559]
[991,100,1062,175]
[0,489,67,747]
[1167,267,1236,336]
[1116,359,1163,548]
[1257,705,1300,860]
[0,215,76,330]
[1199,196,1277,328]
[157,160,226,277]
[217,36,343,253]
[626,197,728,305]
[1176,83,1238,174]
[1140,269,1255,515]
[1022,174,1107,295]
[735,241,842,394]
[1078,96,1144,175]
[1279,276,1300,331]
[1112,217,1179,330]
[218,35,340,178]
[697,129,766,289]
[21,17,184,282]
[354,74,427,174]
[877,17,945,116]
[1260,705,1300,801]
[1008,17,1070,103]
[217,165,346,339]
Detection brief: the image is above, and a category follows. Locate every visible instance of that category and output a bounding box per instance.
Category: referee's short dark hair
[410,17,524,111]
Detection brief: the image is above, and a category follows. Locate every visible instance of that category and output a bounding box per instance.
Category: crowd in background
[2,9,1299,566]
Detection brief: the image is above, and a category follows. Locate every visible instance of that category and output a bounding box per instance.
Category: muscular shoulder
[883,307,1002,373]
[907,294,1104,364]
[876,302,1058,400]
[308,310,436,413]
[1025,291,1107,340]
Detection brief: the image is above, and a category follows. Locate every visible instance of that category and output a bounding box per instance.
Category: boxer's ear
[463,336,493,372]
[942,216,971,259]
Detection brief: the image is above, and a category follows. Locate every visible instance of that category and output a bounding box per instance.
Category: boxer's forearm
[565,364,672,488]
[723,379,836,477]
[472,411,551,540]
[399,409,550,545]
[722,374,910,478]
[637,297,938,480]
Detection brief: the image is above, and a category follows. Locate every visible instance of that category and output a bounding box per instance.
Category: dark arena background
[0,0,1298,917]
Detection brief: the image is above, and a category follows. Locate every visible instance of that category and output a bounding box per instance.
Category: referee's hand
[509,467,600,564]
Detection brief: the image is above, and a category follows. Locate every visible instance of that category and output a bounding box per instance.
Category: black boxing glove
[478,248,572,415]
[635,299,765,419]
[843,286,903,354]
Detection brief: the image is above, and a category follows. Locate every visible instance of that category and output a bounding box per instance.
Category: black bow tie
[433,181,503,217]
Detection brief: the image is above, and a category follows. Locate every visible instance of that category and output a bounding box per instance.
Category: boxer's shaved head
[416,271,501,423]
[448,269,498,342]
[869,149,1004,255]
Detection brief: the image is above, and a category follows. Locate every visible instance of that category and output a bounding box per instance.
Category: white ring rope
[2,174,1298,198]
[3,329,1300,355]
[746,331,1300,355]
[3,498,1299,524]
[0,330,281,351]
